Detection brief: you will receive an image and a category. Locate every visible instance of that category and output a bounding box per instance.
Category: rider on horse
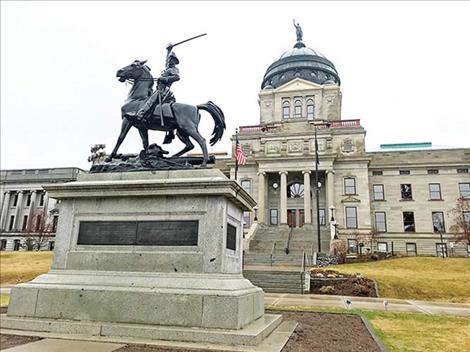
[132,45,180,144]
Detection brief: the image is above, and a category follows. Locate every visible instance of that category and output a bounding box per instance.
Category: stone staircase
[243,270,310,294]
[244,224,330,266]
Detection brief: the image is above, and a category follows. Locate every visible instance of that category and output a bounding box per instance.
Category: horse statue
[109,60,225,167]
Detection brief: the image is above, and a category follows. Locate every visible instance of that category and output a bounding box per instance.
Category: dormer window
[307,99,315,120]
[294,99,302,118]
[282,101,290,119]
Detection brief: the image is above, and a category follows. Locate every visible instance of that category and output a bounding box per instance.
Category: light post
[329,205,338,239]
[253,205,258,222]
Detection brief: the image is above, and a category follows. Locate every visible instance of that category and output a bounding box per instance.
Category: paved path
[265,293,470,317]
[2,338,124,352]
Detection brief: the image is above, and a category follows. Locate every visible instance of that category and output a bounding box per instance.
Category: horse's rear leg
[172,130,194,157]
[185,127,208,167]
[108,118,133,160]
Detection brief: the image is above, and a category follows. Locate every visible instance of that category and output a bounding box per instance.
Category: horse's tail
[197,101,226,146]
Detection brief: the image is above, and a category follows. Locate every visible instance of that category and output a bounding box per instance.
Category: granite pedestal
[3,169,286,347]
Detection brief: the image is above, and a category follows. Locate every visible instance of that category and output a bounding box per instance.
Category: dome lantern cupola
[261,21,340,89]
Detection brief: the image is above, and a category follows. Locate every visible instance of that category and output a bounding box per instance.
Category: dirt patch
[0,334,42,350]
[310,269,378,297]
[0,311,380,352]
[279,311,381,352]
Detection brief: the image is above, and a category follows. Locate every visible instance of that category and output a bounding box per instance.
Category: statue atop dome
[293,19,303,42]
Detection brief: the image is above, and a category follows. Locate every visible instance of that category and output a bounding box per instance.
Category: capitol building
[218,33,470,261]
[1,31,469,259]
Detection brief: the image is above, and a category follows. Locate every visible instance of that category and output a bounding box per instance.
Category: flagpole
[234,128,239,181]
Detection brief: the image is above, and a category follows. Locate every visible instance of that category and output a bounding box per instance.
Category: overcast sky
[2,1,469,171]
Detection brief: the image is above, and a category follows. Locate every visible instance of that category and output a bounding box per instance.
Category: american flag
[235,141,247,166]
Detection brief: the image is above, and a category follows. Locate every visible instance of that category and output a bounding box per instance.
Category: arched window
[282,101,290,119]
[287,182,304,198]
[307,99,315,120]
[294,100,302,118]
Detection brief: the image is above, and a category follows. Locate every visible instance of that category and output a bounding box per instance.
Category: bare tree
[448,196,470,244]
[23,208,56,250]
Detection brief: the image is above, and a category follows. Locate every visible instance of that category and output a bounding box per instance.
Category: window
[35,215,42,231]
[270,209,278,225]
[427,169,439,174]
[406,243,417,256]
[436,243,447,257]
[0,239,7,251]
[13,193,19,207]
[13,240,21,251]
[375,212,387,232]
[399,170,410,175]
[345,207,357,228]
[377,242,388,253]
[464,212,470,227]
[294,99,302,118]
[347,239,358,254]
[457,168,469,174]
[52,215,59,232]
[243,212,251,227]
[432,212,445,233]
[306,99,315,120]
[22,216,28,231]
[288,183,304,198]
[401,184,413,200]
[459,183,470,198]
[241,180,251,194]
[26,193,32,206]
[8,216,15,231]
[319,208,326,225]
[372,171,383,176]
[49,241,55,250]
[429,183,442,200]
[39,193,45,206]
[373,184,385,200]
[282,101,290,119]
[344,178,356,195]
[403,212,415,232]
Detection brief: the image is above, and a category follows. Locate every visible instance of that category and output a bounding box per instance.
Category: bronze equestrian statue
[108,37,225,168]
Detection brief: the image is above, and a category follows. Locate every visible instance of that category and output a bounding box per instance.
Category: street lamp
[313,122,331,253]
[253,205,258,222]
[329,205,338,240]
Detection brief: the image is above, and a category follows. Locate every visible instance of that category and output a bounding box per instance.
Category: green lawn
[329,257,470,303]
[0,251,53,285]
[268,306,470,352]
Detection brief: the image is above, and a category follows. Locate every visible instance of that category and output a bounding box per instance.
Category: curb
[360,315,388,352]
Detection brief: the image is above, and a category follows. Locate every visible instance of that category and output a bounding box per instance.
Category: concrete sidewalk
[265,293,470,317]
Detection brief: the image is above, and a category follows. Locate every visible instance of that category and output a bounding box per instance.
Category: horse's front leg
[138,128,149,151]
[106,117,133,161]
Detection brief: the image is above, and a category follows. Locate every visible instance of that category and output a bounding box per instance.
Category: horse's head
[116,60,150,82]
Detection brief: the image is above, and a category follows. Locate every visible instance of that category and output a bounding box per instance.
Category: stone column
[326,169,335,221]
[257,172,266,224]
[279,171,288,224]
[27,191,37,231]
[0,191,11,230]
[302,171,312,224]
[14,191,24,230]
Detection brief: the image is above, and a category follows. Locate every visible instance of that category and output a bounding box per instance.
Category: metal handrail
[285,226,294,254]
[270,242,276,267]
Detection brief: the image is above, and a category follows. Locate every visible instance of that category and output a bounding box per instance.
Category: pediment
[274,78,322,92]
[341,196,361,203]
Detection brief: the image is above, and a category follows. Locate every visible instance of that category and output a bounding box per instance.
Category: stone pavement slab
[2,338,124,352]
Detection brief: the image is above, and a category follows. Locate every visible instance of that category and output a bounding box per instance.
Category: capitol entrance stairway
[243,224,330,266]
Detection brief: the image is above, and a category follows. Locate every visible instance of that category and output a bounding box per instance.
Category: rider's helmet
[167,52,179,65]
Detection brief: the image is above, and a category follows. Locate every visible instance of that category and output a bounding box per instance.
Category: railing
[239,119,361,135]
[239,124,279,134]
[285,226,294,254]
[270,242,276,267]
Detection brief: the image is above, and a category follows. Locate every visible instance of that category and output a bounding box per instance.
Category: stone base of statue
[2,169,294,350]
